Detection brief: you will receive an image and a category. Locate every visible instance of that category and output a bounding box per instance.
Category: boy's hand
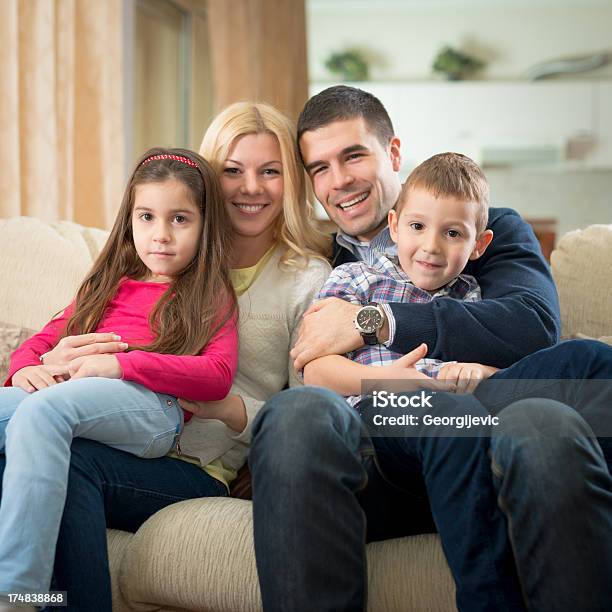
[437,362,499,394]
[292,298,362,371]
[372,344,457,393]
[12,364,70,393]
[68,354,123,380]
[41,333,129,366]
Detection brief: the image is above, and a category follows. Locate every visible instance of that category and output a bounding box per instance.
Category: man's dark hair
[297,85,394,147]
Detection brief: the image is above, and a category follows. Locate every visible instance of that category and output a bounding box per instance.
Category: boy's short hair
[397,152,490,234]
[297,85,394,148]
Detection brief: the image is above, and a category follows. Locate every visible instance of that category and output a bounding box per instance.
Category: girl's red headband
[141,154,198,168]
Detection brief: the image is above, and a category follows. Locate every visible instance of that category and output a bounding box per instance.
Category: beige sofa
[1,216,611,612]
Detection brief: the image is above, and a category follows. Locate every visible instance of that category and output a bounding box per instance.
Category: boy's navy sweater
[331,207,561,368]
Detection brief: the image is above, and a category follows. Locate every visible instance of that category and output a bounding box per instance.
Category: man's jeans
[484,340,612,612]
[0,378,183,596]
[250,340,612,612]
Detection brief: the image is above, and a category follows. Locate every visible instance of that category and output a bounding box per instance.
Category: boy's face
[389,186,493,292]
[300,118,402,242]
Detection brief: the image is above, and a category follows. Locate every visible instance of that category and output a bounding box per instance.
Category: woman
[177,102,331,467]
[0,102,331,612]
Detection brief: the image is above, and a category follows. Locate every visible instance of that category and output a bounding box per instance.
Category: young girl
[0,148,238,603]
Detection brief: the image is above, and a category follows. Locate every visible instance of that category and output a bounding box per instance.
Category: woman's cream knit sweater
[177,247,331,470]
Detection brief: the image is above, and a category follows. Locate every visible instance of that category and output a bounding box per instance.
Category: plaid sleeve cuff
[380,303,395,347]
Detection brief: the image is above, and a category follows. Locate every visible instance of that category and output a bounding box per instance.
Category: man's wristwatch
[354,302,385,346]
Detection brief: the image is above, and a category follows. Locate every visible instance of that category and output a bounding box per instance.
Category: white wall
[307,1,612,81]
[307,1,612,238]
[487,168,612,238]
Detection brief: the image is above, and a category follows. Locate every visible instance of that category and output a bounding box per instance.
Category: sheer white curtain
[0,0,124,229]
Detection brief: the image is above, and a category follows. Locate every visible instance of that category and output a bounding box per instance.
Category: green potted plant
[325,49,369,82]
[432,46,485,80]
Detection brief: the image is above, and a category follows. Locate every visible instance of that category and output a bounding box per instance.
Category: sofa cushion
[566,332,612,347]
[551,224,612,340]
[120,498,261,612]
[117,497,455,612]
[106,529,134,612]
[0,321,35,382]
[0,217,108,331]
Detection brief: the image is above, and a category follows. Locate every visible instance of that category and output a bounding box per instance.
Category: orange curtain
[0,0,124,229]
[207,0,308,122]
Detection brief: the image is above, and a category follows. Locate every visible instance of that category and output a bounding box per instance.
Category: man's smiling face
[300,117,402,242]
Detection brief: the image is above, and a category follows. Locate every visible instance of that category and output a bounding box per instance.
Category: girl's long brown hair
[63,147,237,355]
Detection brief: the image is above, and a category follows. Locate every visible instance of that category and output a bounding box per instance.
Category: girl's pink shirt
[5,278,238,404]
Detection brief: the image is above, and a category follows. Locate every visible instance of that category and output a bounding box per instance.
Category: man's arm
[291,263,367,370]
[389,208,561,367]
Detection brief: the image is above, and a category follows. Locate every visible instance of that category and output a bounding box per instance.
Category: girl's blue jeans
[0,377,183,595]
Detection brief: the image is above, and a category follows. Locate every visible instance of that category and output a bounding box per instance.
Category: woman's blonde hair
[200,102,331,268]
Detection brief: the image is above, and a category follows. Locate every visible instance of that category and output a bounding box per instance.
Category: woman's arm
[179,393,247,433]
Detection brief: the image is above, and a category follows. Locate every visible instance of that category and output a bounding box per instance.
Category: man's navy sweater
[331,207,561,368]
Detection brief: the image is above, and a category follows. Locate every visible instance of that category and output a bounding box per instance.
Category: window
[126,0,213,165]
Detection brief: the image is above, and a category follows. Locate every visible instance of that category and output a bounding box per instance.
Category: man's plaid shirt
[316,254,481,407]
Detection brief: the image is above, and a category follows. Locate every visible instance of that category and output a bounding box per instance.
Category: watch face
[356,306,383,334]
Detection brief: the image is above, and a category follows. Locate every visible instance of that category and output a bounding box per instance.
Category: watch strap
[362,332,378,346]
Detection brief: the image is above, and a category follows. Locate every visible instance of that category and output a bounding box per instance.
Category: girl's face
[132,178,203,282]
[220,133,284,246]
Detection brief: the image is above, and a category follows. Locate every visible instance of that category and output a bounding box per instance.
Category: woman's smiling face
[219,132,284,244]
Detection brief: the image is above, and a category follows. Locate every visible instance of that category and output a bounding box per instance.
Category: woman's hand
[41,333,129,366]
[12,364,70,393]
[437,362,499,394]
[179,394,247,433]
[68,354,123,380]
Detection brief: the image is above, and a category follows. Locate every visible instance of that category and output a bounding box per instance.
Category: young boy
[303,152,497,403]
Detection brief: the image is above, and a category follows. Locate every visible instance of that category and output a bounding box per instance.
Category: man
[290,87,559,371]
[249,86,612,612]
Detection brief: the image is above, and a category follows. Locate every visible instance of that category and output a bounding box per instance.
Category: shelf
[309,81,612,170]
